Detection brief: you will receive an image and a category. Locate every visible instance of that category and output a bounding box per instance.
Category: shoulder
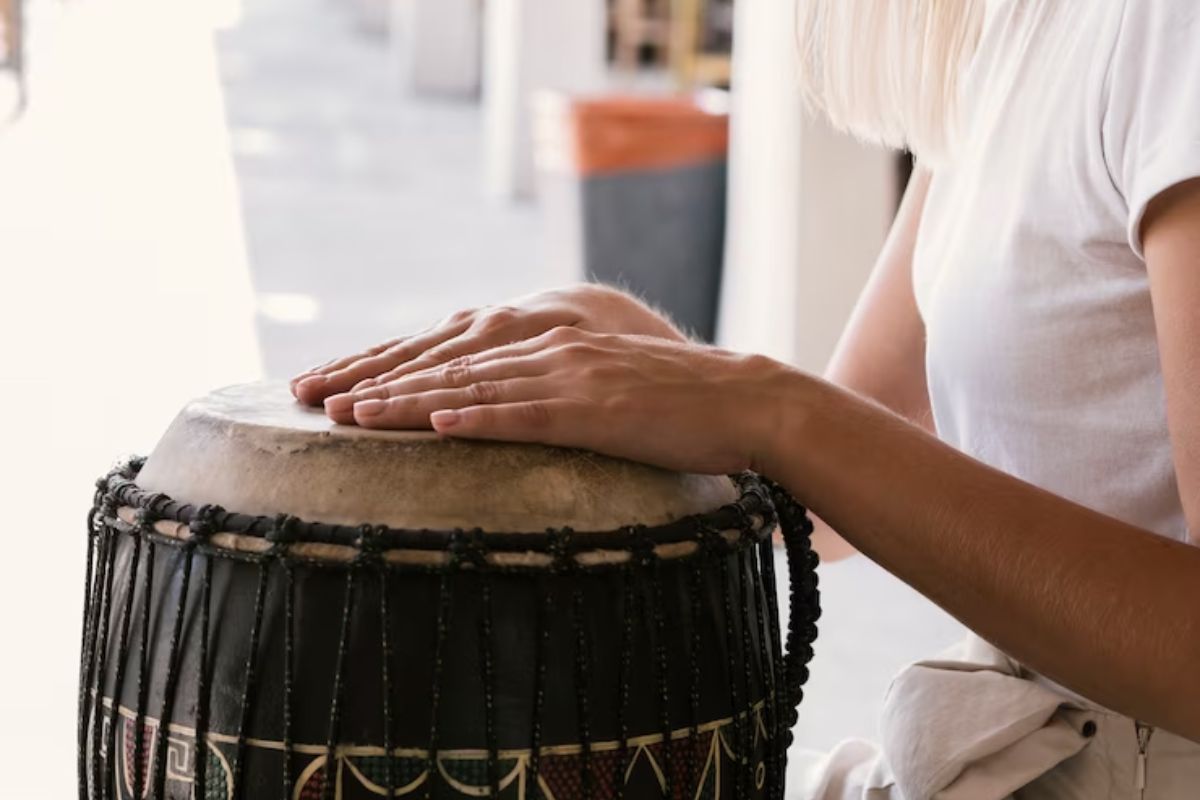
[1107,0,1198,57]
[1100,0,1200,145]
[1100,0,1200,255]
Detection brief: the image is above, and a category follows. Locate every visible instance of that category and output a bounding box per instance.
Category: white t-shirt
[914,0,1200,557]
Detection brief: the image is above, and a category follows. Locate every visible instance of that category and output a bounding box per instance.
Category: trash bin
[535,93,730,341]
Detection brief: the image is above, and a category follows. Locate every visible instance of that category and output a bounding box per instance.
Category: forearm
[759,370,1200,740]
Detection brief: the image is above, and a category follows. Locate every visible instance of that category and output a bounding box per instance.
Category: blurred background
[0,0,964,794]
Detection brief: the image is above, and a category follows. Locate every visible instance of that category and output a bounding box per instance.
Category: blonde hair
[795,0,985,164]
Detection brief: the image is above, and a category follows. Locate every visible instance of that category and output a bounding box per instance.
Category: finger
[290,357,339,391]
[292,343,407,403]
[289,336,406,388]
[350,378,553,430]
[428,400,591,446]
[324,353,554,423]
[294,319,472,405]
[291,355,371,398]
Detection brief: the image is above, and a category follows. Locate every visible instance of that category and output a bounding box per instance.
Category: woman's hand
[339,326,798,476]
[290,284,686,420]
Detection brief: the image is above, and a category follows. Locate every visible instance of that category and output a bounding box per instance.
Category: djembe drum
[79,382,819,800]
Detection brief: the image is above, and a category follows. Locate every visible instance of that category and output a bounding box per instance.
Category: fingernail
[299,375,327,389]
[355,399,385,418]
[431,409,460,429]
[324,393,354,413]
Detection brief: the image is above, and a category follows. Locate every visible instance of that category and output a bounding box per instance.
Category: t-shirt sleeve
[1102,0,1200,259]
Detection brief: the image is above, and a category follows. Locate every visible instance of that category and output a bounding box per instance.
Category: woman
[292,0,1200,796]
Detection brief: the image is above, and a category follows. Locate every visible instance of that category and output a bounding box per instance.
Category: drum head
[135,382,738,532]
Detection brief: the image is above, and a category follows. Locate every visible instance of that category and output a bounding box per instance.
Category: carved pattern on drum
[95,696,764,799]
[118,722,199,798]
[120,717,154,799]
[204,744,235,800]
[98,704,234,800]
[344,755,428,795]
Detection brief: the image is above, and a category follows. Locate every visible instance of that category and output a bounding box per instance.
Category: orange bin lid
[567,96,729,176]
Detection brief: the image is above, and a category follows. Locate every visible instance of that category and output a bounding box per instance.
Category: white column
[717,0,896,371]
[790,117,897,372]
[352,0,392,36]
[715,0,805,363]
[481,0,606,199]
[389,0,481,96]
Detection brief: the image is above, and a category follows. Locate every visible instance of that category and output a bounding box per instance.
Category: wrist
[747,363,823,490]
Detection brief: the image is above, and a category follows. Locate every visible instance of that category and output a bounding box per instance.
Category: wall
[718,0,895,372]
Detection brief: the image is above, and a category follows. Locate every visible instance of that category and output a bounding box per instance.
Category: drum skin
[79,383,819,800]
[135,382,740,533]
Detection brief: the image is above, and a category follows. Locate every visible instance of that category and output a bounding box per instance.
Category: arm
[757,179,1200,739]
[812,168,935,559]
[760,367,1200,741]
[1143,177,1200,546]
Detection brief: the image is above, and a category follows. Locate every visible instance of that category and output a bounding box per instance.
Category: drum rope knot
[188,504,224,542]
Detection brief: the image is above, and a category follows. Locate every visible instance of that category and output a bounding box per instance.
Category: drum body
[79,383,818,800]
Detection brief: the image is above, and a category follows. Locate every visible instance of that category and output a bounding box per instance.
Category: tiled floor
[0,0,965,794]
[214,0,563,380]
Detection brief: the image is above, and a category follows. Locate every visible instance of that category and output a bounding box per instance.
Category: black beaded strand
[613,562,635,800]
[88,523,119,800]
[281,558,296,800]
[735,545,760,794]
[758,534,786,800]
[685,554,705,797]
[642,532,674,800]
[753,539,780,798]
[771,485,820,730]
[375,540,396,800]
[766,482,821,793]
[133,494,170,789]
[102,520,146,800]
[571,586,593,800]
[77,498,102,800]
[131,511,158,799]
[232,555,271,800]
[80,500,113,799]
[526,574,552,799]
[270,514,299,800]
[469,532,500,800]
[424,535,461,800]
[716,533,748,800]
[322,563,358,800]
[190,506,220,800]
[150,536,196,799]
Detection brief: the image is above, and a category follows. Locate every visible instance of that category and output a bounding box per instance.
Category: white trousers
[787,636,1200,799]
